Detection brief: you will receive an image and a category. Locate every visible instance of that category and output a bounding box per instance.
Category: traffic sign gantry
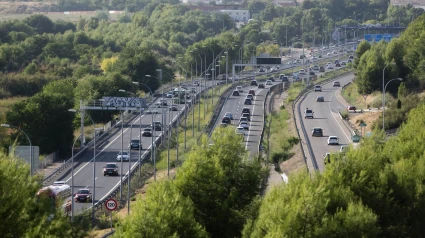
[105,198,118,211]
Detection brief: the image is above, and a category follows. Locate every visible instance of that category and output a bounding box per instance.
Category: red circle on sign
[105,198,118,211]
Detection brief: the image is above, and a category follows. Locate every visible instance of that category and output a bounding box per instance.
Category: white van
[279,74,286,80]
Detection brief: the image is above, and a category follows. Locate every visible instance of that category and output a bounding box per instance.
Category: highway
[46,46,352,214]
[53,81,215,214]
[211,51,352,158]
[297,73,355,171]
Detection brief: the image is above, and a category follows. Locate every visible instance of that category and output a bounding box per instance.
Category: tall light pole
[203,46,215,107]
[313,18,322,52]
[161,70,174,175]
[132,82,154,177]
[145,75,163,182]
[1,124,33,176]
[69,131,85,222]
[383,77,402,130]
[191,51,202,131]
[382,62,397,129]
[68,109,98,220]
[117,90,126,199]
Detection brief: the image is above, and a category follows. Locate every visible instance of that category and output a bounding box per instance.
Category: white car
[266,80,273,85]
[235,127,245,135]
[304,109,314,119]
[327,52,331,56]
[299,69,306,75]
[236,86,243,92]
[116,151,130,161]
[239,122,249,130]
[327,136,339,145]
[314,85,322,92]
[224,112,233,120]
[240,117,249,124]
[327,65,334,69]
[53,181,67,186]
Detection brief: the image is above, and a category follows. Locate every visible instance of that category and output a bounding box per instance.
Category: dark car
[316,96,324,102]
[258,83,265,88]
[142,128,152,137]
[74,189,92,203]
[335,63,341,67]
[151,121,162,131]
[349,55,354,59]
[242,108,251,114]
[244,98,252,105]
[248,90,256,96]
[103,163,119,176]
[242,113,250,121]
[250,80,258,86]
[232,90,240,96]
[281,76,289,82]
[269,77,275,82]
[222,116,231,125]
[309,71,315,76]
[312,127,324,137]
[169,105,178,111]
[129,139,142,150]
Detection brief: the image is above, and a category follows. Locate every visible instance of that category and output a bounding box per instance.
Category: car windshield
[106,164,117,168]
[131,140,139,143]
[330,137,337,140]
[306,110,313,113]
[144,128,152,131]
[78,189,89,194]
[314,128,322,132]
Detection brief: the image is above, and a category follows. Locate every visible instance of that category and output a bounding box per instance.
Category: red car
[347,106,357,111]
[74,189,92,203]
[248,90,256,96]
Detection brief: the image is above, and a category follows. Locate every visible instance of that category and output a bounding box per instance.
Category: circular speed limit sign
[105,198,118,211]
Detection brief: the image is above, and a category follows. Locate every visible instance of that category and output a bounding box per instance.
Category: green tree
[24,14,54,34]
[114,181,208,237]
[354,40,371,68]
[0,153,75,237]
[175,128,265,237]
[6,92,74,154]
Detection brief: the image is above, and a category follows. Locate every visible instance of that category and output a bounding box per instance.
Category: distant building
[391,0,425,8]
[219,10,250,22]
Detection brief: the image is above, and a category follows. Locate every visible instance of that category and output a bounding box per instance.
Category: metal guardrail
[293,71,354,173]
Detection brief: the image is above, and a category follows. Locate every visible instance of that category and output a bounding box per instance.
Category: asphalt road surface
[298,73,355,171]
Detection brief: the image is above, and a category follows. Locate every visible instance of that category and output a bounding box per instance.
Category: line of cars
[303,80,350,164]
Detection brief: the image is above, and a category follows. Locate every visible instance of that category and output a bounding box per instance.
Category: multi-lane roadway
[297,73,355,171]
[45,45,353,214]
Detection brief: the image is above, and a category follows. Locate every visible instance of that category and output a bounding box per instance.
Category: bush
[340,110,349,120]
[287,136,299,146]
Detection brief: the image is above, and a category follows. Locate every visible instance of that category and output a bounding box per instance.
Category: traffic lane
[245,88,268,155]
[299,75,354,171]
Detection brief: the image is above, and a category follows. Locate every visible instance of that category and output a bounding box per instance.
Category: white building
[219,10,250,22]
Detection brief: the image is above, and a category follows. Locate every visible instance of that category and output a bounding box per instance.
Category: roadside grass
[265,109,299,170]
[341,82,394,110]
[286,82,305,103]
[155,85,231,170]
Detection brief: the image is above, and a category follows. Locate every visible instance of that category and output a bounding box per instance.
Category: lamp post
[69,131,85,222]
[161,71,174,177]
[313,18,322,52]
[1,123,33,174]
[132,82,154,177]
[383,77,402,130]
[68,109,98,219]
[117,90,126,200]
[203,46,215,107]
[145,75,163,182]
[382,62,396,130]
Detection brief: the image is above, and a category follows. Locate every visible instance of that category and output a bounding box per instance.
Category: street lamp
[313,18,322,51]
[68,109,98,220]
[1,124,32,175]
[383,77,403,130]
[117,89,126,200]
[69,131,85,222]
[132,82,154,179]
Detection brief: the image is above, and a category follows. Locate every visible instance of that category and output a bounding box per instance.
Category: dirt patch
[349,111,381,133]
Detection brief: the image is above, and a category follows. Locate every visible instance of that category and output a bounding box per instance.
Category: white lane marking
[245,88,263,150]
[328,92,351,142]
[65,105,179,183]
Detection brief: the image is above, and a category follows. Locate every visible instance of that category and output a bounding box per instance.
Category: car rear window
[306,110,313,113]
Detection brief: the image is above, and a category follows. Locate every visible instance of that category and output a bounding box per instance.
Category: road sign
[362,94,368,100]
[105,198,118,211]
[352,135,360,143]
